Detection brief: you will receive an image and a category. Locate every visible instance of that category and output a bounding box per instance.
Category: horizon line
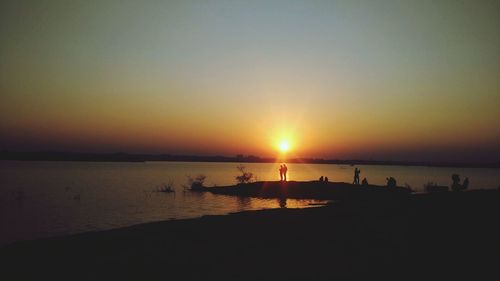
[1,150,498,169]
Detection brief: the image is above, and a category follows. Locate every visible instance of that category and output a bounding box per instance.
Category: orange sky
[1,0,499,163]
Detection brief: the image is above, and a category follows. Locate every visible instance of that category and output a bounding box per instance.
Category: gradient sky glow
[1,0,499,162]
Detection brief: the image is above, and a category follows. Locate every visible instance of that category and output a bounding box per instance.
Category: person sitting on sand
[324,176,329,183]
[283,164,288,181]
[386,177,397,188]
[319,176,324,182]
[452,174,469,191]
[362,177,368,186]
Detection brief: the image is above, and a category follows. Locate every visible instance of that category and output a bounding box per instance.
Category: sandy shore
[1,188,498,280]
[205,180,412,199]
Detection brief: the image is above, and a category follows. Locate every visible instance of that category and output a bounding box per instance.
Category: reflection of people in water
[279,197,287,208]
[279,165,284,181]
[236,197,251,211]
[353,167,360,185]
[283,164,288,181]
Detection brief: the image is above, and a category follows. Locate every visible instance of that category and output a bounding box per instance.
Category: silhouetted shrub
[184,174,207,190]
[157,180,175,193]
[235,165,254,184]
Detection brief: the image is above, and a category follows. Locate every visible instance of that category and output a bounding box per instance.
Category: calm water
[1,160,499,246]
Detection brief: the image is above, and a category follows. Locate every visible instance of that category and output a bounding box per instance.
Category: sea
[1,160,498,246]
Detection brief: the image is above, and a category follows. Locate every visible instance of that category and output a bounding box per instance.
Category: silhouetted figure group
[319,176,329,183]
[279,164,288,181]
[353,167,361,185]
[451,174,469,191]
[386,177,397,188]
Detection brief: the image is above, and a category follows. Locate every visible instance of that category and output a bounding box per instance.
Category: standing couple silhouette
[279,164,288,181]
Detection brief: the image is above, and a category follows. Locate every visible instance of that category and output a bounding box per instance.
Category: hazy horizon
[1,0,499,163]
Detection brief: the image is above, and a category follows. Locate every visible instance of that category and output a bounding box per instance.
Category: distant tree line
[0,151,497,168]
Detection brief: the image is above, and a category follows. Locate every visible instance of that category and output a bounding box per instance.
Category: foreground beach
[1,186,498,280]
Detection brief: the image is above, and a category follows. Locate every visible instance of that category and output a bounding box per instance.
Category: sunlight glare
[279,140,290,152]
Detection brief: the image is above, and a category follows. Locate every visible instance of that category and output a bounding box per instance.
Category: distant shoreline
[1,151,498,169]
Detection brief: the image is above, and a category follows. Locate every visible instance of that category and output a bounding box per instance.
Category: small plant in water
[235,165,254,184]
[184,174,207,190]
[157,180,175,193]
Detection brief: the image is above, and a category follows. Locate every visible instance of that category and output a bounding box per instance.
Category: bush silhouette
[184,174,207,190]
[235,165,254,184]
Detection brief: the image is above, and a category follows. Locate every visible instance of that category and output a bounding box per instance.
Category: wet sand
[0,186,498,280]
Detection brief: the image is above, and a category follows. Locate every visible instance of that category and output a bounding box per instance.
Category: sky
[1,0,499,163]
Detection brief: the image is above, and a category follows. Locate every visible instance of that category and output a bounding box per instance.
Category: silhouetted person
[319,176,324,182]
[386,177,397,188]
[463,177,469,190]
[353,167,360,185]
[279,165,283,181]
[283,164,288,181]
[451,174,461,191]
[362,177,368,186]
[324,176,329,183]
[452,174,469,191]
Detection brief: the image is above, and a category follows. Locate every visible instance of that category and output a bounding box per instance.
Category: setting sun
[279,140,290,152]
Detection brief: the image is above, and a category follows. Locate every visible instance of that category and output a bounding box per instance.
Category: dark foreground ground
[1,189,499,280]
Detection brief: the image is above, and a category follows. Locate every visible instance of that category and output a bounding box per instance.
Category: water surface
[1,161,498,246]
